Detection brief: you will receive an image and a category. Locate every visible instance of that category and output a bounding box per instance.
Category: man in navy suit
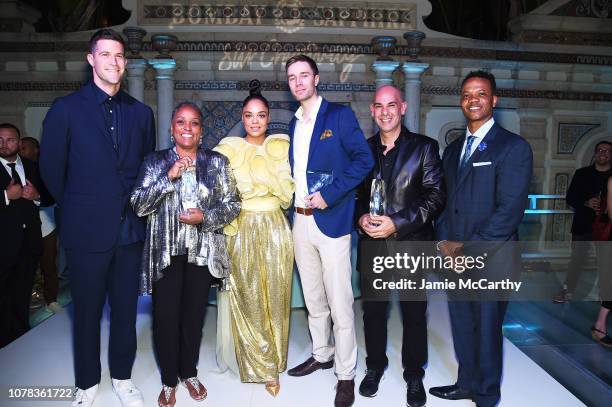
[284,54,374,407]
[430,71,532,407]
[40,29,155,407]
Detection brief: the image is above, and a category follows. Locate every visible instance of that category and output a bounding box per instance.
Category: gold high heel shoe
[265,380,280,397]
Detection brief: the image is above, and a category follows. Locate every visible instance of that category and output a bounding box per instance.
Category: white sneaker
[71,384,98,407]
[46,302,63,313]
[112,379,144,407]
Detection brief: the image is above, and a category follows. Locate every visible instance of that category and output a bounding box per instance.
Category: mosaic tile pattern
[197,100,299,148]
[3,81,612,102]
[557,123,601,154]
[1,41,610,66]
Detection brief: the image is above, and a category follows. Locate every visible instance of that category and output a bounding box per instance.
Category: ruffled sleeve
[264,134,295,209]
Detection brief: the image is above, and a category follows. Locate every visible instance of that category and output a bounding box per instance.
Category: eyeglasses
[595,148,611,154]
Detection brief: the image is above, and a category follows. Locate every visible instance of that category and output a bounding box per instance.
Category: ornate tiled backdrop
[2,81,612,102]
[198,100,299,148]
[1,41,610,66]
[557,123,601,154]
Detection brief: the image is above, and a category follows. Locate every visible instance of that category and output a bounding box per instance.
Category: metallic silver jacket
[131,147,241,294]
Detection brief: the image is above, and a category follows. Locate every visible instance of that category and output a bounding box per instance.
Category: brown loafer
[287,356,334,377]
[158,385,176,407]
[334,379,355,407]
[182,377,207,401]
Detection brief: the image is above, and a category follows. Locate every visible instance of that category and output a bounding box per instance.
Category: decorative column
[123,27,147,103]
[401,31,429,133]
[517,108,550,250]
[370,36,400,88]
[125,60,147,102]
[401,63,428,133]
[149,34,177,150]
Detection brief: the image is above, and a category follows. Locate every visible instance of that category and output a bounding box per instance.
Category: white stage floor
[0,292,583,407]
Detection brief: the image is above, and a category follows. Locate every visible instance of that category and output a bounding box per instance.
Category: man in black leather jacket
[355,85,445,406]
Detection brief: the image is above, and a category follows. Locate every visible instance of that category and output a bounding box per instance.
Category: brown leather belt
[295,207,313,216]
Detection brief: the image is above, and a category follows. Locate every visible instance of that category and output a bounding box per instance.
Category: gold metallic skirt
[221,207,294,382]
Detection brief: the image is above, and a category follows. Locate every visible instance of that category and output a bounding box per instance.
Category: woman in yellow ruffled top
[213,80,294,396]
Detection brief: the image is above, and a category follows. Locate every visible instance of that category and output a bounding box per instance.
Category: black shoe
[358,369,384,397]
[287,356,334,377]
[429,384,472,400]
[591,326,612,348]
[405,375,426,407]
[600,335,612,347]
[334,379,355,407]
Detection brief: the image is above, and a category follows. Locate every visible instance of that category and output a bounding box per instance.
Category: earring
[170,135,175,143]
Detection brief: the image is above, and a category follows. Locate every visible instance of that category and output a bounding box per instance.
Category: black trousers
[0,249,37,348]
[66,242,142,389]
[153,255,212,387]
[362,299,428,379]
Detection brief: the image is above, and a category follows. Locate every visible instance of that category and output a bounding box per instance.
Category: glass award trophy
[180,166,198,215]
[306,170,333,194]
[369,177,386,216]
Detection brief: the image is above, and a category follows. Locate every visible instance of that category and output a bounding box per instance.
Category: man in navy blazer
[431,71,532,407]
[284,54,374,407]
[40,29,155,407]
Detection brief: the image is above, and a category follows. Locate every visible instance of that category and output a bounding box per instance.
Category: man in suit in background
[19,136,61,314]
[431,71,533,407]
[356,85,445,406]
[0,123,50,348]
[284,54,374,407]
[552,141,611,303]
[40,29,155,407]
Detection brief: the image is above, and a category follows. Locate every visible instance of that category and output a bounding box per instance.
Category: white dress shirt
[1,155,26,205]
[459,117,495,162]
[293,96,323,208]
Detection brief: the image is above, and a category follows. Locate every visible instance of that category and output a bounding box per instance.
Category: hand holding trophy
[174,157,204,224]
[369,176,386,225]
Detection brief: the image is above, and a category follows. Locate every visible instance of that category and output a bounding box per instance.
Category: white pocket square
[473,161,492,167]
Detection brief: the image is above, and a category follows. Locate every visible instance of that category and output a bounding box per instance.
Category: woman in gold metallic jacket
[130,102,240,407]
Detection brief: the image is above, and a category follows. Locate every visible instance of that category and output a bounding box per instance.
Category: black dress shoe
[358,369,384,397]
[287,356,334,377]
[405,375,426,407]
[429,384,472,400]
[334,379,355,407]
